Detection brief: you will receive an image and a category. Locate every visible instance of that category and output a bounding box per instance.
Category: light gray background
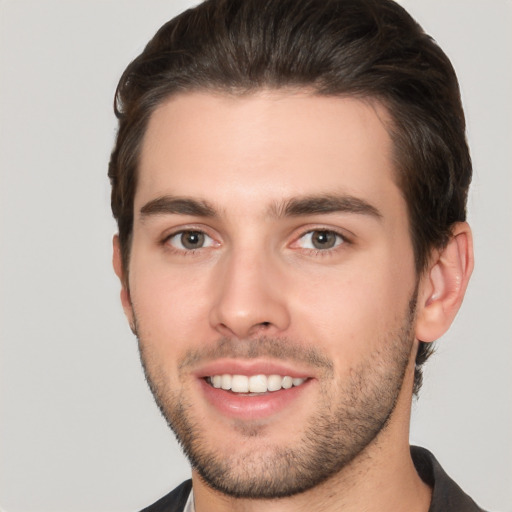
[0,1,511,511]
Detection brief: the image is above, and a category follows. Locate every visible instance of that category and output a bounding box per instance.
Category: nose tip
[208,255,290,339]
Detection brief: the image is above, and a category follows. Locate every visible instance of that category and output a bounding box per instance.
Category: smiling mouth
[206,374,308,394]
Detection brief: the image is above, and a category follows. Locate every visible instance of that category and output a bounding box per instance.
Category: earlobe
[112,235,135,327]
[415,222,474,342]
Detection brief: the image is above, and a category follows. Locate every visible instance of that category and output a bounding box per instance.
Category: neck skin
[191,352,432,512]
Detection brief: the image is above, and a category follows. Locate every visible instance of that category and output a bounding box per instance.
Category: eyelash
[292,228,350,256]
[160,227,351,256]
[162,229,218,255]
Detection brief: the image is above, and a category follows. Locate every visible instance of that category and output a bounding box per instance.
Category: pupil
[312,231,335,249]
[181,231,204,249]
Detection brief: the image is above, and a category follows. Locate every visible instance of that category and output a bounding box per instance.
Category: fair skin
[113,90,473,512]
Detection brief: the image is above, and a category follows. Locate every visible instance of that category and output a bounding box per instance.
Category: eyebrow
[139,193,382,221]
[140,196,216,219]
[270,194,382,220]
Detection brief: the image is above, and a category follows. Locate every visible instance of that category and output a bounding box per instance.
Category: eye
[296,230,345,250]
[166,230,216,251]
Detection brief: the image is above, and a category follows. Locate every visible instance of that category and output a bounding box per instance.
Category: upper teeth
[209,374,306,393]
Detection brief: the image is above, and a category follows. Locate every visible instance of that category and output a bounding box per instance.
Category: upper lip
[193,358,313,379]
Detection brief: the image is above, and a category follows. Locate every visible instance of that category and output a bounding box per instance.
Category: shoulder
[139,480,193,512]
[411,446,488,512]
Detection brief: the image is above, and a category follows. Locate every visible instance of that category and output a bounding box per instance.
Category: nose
[209,248,291,339]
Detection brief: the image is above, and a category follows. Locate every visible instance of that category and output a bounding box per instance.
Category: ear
[415,222,474,342]
[112,235,135,329]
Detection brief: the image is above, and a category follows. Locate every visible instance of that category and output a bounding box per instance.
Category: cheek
[129,259,214,351]
[287,254,415,366]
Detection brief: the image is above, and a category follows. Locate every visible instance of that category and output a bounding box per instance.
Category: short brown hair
[109,0,472,395]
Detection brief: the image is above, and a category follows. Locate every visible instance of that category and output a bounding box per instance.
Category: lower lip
[199,378,312,421]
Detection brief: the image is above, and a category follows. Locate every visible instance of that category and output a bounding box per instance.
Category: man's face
[121,91,420,497]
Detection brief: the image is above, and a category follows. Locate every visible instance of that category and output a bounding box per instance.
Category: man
[109,0,484,510]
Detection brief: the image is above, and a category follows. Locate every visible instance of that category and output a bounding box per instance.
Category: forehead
[136,90,401,216]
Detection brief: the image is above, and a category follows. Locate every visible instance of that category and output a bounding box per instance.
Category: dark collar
[411,446,487,512]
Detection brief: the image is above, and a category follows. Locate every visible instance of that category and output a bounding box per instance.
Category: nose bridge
[209,240,290,338]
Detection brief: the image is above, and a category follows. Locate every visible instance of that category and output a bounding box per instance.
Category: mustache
[177,336,334,376]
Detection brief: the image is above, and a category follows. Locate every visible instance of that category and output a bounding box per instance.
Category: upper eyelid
[285,228,353,257]
[166,229,212,239]
[300,228,346,237]
[292,225,354,243]
[163,229,219,253]
[161,225,218,242]
[158,225,354,247]
[295,229,347,247]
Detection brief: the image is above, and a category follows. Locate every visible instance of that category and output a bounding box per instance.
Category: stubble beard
[134,295,416,500]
